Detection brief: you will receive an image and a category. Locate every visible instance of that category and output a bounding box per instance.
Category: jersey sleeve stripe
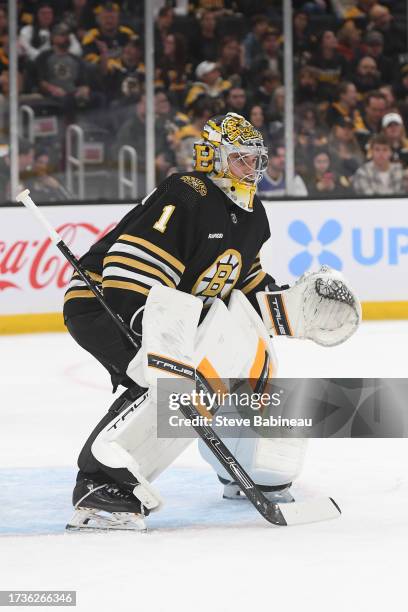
[103,265,176,289]
[248,260,261,274]
[108,243,181,285]
[103,279,150,296]
[118,235,185,274]
[241,271,266,294]
[64,289,96,303]
[242,269,262,283]
[103,255,176,287]
[72,270,103,283]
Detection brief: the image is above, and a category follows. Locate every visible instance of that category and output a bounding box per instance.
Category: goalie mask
[193,112,268,212]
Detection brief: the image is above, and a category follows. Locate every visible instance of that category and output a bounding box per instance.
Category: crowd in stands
[0,0,407,201]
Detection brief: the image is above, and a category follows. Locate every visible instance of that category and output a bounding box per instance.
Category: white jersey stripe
[108,242,181,285]
[103,266,170,289]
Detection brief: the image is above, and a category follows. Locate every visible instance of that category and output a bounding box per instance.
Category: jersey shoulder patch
[156,173,208,209]
[179,174,208,196]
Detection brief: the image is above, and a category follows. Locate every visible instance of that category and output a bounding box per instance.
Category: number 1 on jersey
[153,205,175,233]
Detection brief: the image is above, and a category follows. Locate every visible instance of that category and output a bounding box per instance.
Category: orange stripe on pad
[196,357,228,418]
[249,337,267,385]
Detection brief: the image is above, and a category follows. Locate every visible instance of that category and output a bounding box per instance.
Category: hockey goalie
[63,112,361,531]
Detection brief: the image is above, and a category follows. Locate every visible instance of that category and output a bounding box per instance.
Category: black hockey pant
[65,310,144,488]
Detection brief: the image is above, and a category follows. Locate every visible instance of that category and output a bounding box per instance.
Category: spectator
[251,28,282,77]
[367,4,405,58]
[0,139,34,200]
[154,89,177,180]
[19,2,82,62]
[380,112,408,166]
[309,30,347,101]
[217,36,245,84]
[328,117,364,177]
[352,56,382,95]
[293,11,312,64]
[342,0,376,19]
[393,64,408,104]
[154,6,174,59]
[306,150,351,197]
[35,23,99,120]
[157,33,192,107]
[336,20,362,63]
[26,151,70,201]
[295,103,329,177]
[269,85,285,135]
[355,90,387,150]
[352,133,404,195]
[258,144,308,198]
[190,9,219,65]
[243,14,270,68]
[184,61,230,109]
[167,95,215,172]
[326,81,364,130]
[104,36,144,105]
[61,0,97,43]
[224,86,248,116]
[0,35,25,97]
[379,85,396,111]
[115,94,166,196]
[0,7,8,49]
[362,31,393,85]
[248,104,270,145]
[188,0,237,18]
[82,2,135,73]
[295,66,321,105]
[252,69,281,117]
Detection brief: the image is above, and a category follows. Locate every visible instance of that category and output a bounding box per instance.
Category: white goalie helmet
[193,112,268,212]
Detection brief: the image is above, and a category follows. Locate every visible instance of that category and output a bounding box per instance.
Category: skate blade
[65,508,147,532]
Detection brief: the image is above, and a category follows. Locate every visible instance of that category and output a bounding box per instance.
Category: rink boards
[1,197,407,333]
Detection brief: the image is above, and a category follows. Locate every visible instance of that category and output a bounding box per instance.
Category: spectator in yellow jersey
[82,2,135,73]
[185,61,230,110]
[104,36,144,104]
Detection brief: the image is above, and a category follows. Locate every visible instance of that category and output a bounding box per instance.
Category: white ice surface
[0,323,407,612]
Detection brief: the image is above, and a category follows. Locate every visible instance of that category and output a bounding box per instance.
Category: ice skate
[66,478,147,532]
[220,477,294,503]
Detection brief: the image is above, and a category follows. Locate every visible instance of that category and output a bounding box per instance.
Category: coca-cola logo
[0,222,116,291]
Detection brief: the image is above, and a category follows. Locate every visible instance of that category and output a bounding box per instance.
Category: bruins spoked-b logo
[192,249,242,307]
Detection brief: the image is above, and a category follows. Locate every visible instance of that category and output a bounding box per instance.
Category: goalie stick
[16,188,341,527]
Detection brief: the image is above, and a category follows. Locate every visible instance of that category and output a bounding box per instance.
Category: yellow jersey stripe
[241,271,266,295]
[103,279,150,296]
[64,290,96,303]
[72,270,102,283]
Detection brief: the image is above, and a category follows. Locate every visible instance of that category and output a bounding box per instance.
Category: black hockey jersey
[63,172,279,331]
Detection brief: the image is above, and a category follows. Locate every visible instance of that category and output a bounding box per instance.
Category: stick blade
[278,497,341,526]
